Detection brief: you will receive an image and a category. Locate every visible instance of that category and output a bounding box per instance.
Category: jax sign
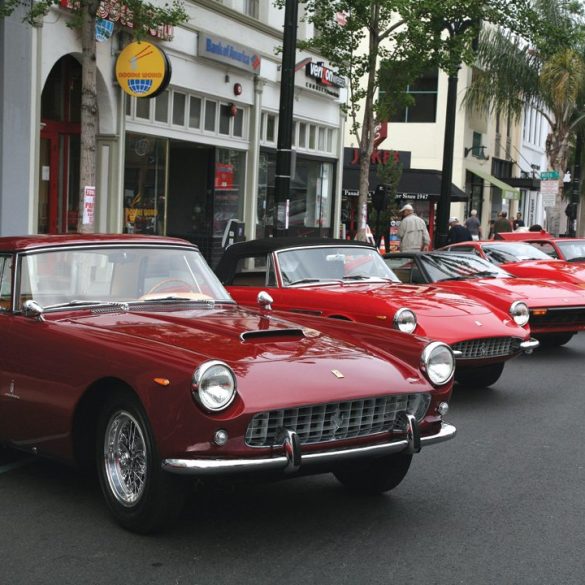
[115,41,171,98]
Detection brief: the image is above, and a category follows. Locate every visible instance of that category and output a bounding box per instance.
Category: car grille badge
[475,320,483,326]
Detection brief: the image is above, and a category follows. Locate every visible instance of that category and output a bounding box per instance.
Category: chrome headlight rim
[393,307,417,334]
[192,360,237,412]
[421,341,455,386]
[510,300,530,327]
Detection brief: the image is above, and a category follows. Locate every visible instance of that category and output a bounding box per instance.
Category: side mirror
[257,291,273,311]
[23,300,45,321]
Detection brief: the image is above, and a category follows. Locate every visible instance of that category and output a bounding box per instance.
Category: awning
[342,167,467,202]
[467,166,521,200]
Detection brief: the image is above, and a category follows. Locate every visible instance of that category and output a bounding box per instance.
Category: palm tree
[464,2,585,215]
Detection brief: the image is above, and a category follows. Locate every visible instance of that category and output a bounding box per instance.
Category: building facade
[0,0,346,266]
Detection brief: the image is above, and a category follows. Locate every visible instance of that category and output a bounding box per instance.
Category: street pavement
[1,334,585,585]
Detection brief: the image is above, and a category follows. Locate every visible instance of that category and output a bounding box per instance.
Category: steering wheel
[139,279,212,301]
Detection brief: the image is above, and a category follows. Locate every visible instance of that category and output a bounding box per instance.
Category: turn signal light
[532,309,548,316]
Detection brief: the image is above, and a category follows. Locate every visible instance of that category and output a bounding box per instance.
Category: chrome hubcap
[104,410,147,507]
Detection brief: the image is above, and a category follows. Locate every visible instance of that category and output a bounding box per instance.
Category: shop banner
[82,186,96,226]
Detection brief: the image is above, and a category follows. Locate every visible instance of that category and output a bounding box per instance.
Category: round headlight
[510,301,530,326]
[393,308,417,334]
[421,342,455,386]
[192,360,236,412]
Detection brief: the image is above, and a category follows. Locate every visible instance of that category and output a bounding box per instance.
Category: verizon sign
[305,62,346,88]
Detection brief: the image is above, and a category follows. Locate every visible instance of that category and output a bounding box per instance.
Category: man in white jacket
[397,204,430,252]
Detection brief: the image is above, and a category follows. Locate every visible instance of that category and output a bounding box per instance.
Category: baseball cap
[449,217,458,224]
[399,203,414,213]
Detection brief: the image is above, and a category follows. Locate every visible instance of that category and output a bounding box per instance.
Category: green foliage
[0,0,188,36]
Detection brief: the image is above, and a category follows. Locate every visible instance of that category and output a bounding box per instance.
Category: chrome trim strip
[162,422,456,476]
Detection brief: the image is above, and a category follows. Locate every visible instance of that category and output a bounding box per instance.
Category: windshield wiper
[343,274,370,280]
[567,256,585,262]
[43,300,130,310]
[288,278,323,285]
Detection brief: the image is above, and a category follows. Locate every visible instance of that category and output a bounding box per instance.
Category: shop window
[189,96,201,128]
[309,125,316,149]
[205,101,217,131]
[234,108,244,137]
[123,133,167,235]
[299,123,306,148]
[214,149,245,237]
[136,98,150,120]
[266,114,276,142]
[172,92,186,126]
[257,151,334,238]
[327,128,333,152]
[219,104,231,135]
[155,91,169,123]
[318,127,326,151]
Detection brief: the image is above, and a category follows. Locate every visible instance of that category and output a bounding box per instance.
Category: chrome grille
[531,307,585,327]
[452,337,521,359]
[245,393,430,447]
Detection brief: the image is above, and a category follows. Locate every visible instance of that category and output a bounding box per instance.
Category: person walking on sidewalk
[464,209,482,241]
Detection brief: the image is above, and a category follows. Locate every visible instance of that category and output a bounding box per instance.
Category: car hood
[306,281,494,317]
[506,260,585,282]
[60,305,431,403]
[438,278,585,307]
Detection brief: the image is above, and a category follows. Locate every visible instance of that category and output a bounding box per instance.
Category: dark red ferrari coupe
[384,252,585,347]
[441,240,585,285]
[0,235,456,533]
[215,238,539,388]
[495,231,585,263]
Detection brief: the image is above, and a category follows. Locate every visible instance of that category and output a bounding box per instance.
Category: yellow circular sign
[115,41,171,98]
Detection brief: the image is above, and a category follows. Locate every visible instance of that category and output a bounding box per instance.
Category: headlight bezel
[192,360,237,412]
[421,341,455,386]
[510,300,530,327]
[393,307,417,334]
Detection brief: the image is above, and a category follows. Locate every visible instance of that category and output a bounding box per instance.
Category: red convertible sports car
[441,240,585,285]
[215,238,539,388]
[0,235,457,533]
[495,231,585,263]
[384,251,585,347]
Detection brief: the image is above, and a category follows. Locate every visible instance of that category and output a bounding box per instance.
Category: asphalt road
[2,334,585,585]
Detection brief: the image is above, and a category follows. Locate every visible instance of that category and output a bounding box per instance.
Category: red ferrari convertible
[384,251,585,347]
[216,238,539,388]
[441,240,585,285]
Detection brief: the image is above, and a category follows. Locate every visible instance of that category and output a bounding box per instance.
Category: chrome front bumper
[162,420,456,476]
[520,338,540,353]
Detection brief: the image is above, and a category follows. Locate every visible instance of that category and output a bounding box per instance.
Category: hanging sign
[115,41,171,98]
[82,186,96,226]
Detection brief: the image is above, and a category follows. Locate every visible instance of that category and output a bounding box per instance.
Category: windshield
[557,241,585,261]
[276,246,400,286]
[482,242,552,263]
[18,245,233,310]
[420,254,511,281]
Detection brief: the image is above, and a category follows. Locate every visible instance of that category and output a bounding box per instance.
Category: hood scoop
[240,327,316,342]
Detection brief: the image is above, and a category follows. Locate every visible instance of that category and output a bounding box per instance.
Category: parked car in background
[441,240,585,285]
[495,231,585,263]
[0,235,457,533]
[215,238,539,388]
[384,252,585,347]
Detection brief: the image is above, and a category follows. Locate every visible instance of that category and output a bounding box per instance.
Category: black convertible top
[215,237,375,283]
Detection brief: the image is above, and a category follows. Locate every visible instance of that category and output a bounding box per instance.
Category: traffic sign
[540,171,560,180]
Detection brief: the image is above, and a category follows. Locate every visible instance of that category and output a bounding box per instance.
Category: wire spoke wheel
[103,410,148,507]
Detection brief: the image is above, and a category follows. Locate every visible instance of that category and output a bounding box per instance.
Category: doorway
[39,56,81,233]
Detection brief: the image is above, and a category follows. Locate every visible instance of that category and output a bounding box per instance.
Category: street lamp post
[435,19,475,250]
[273,0,298,237]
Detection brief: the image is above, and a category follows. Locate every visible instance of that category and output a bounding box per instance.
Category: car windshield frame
[556,240,585,261]
[419,254,512,282]
[15,243,234,312]
[275,245,400,287]
[481,242,552,262]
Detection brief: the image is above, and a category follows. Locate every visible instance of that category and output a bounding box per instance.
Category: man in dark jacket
[446,217,472,244]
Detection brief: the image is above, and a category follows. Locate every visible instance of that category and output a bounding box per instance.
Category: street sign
[541,179,558,207]
[540,171,560,180]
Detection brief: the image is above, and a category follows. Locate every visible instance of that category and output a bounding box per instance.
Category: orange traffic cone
[378,236,386,255]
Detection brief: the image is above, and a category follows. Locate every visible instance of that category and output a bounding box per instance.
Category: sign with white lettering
[541,179,559,207]
[198,33,261,73]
